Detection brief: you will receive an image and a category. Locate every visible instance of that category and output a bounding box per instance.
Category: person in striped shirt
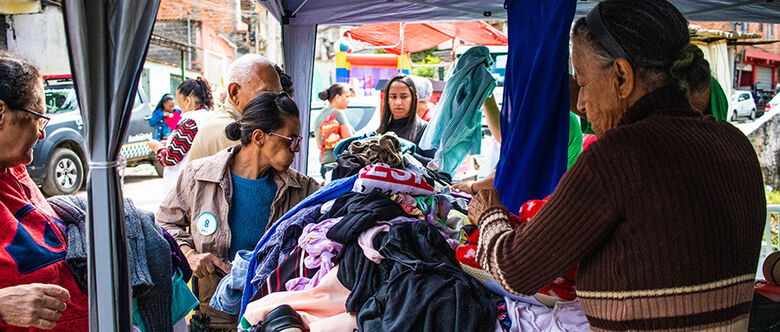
[147,77,214,197]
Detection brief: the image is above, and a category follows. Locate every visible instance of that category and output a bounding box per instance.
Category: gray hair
[409,75,433,101]
[226,54,274,86]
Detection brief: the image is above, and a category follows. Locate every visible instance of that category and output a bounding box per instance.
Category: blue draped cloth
[495,0,576,214]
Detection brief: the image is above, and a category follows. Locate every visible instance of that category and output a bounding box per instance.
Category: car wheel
[749,109,756,120]
[42,148,84,196]
[152,158,164,177]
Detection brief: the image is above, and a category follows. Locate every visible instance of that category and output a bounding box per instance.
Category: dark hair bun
[318,90,329,101]
[225,121,242,141]
[670,43,710,92]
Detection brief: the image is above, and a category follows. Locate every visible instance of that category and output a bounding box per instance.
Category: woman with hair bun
[156,92,319,328]
[470,0,766,330]
[147,77,214,196]
[314,83,354,175]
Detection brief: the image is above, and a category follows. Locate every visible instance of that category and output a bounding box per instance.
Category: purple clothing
[250,204,322,287]
[161,228,192,282]
[356,217,419,264]
[358,224,391,264]
[285,218,343,291]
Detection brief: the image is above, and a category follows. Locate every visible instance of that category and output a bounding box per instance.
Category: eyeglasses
[268,132,302,152]
[15,107,50,130]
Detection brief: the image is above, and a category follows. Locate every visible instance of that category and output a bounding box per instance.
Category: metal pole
[181,49,186,80]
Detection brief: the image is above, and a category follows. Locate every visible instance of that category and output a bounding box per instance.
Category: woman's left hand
[146,139,162,151]
[468,189,505,226]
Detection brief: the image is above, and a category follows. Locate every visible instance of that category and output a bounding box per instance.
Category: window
[44,87,78,115]
[170,74,183,96]
[139,68,150,100]
[759,24,764,32]
[767,24,774,40]
[739,22,750,34]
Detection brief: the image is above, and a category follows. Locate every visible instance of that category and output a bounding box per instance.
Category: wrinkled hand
[187,252,231,278]
[452,181,475,195]
[146,139,163,151]
[0,283,70,330]
[468,189,505,226]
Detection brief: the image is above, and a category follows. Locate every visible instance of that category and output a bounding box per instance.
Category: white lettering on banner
[365,167,387,178]
[390,169,420,184]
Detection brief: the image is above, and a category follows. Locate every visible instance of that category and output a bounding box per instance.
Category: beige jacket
[188,102,241,162]
[155,145,320,326]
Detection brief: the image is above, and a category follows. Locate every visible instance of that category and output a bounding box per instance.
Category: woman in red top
[0,51,88,330]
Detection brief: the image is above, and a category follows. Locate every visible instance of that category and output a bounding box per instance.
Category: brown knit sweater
[477,86,766,331]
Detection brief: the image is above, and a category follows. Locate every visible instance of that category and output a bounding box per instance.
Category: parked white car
[730,90,757,121]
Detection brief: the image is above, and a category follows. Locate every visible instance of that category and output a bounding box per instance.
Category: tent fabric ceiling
[259,0,780,25]
[346,21,507,55]
[261,0,780,174]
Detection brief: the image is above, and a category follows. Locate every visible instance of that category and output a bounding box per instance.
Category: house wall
[5,5,70,75]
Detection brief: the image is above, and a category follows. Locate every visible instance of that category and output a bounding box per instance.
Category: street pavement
[77,164,164,213]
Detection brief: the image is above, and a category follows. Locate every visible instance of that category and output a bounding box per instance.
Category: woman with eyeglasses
[156,92,319,328]
[0,51,88,330]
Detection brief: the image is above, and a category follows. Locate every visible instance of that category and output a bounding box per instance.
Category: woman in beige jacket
[156,92,319,328]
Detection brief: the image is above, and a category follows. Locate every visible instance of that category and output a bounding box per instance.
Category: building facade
[694,22,779,92]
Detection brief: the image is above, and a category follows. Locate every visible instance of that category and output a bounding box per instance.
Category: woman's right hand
[452,181,475,195]
[0,283,70,329]
[187,252,231,278]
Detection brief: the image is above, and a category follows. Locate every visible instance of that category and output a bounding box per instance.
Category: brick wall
[147,20,203,71]
[157,0,238,34]
[692,22,779,54]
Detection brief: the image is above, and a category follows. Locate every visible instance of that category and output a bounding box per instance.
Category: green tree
[411,55,442,78]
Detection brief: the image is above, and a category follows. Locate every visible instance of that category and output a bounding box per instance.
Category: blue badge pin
[195,212,217,236]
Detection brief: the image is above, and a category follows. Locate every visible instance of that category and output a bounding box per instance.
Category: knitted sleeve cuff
[476,206,532,296]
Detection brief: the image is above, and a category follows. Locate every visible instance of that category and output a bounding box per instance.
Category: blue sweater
[227,172,277,259]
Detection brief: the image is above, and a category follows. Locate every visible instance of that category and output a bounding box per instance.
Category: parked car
[730,90,758,121]
[26,75,162,196]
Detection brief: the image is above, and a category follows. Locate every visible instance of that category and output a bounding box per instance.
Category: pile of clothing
[234,162,498,331]
[48,196,198,332]
[210,134,591,331]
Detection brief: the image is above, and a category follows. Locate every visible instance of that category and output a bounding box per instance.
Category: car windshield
[45,86,78,115]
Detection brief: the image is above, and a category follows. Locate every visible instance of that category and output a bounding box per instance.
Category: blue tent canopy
[259,0,780,173]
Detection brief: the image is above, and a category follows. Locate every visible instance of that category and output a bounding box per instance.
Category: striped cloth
[156,118,198,166]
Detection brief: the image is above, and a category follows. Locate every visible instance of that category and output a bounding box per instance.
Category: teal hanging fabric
[419,46,496,174]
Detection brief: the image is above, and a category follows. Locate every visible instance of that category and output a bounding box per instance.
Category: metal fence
[758,205,780,280]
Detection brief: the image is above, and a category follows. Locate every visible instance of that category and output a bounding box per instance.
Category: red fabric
[346,21,507,55]
[163,110,181,131]
[0,166,88,331]
[456,245,480,269]
[353,164,434,195]
[420,106,432,122]
[582,134,598,151]
[755,283,780,302]
[456,197,578,301]
[516,198,578,301]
